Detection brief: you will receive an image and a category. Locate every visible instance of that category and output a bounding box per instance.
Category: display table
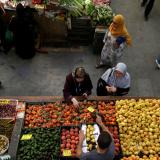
[0,96,159,160]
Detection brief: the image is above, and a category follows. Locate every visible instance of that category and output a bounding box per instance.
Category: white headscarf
[101,63,131,88]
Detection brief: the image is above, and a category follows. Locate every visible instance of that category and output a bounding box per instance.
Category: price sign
[63,150,71,156]
[0,99,10,105]
[87,106,95,113]
[21,134,32,140]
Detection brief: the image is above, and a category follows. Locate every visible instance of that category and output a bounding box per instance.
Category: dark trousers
[142,0,155,17]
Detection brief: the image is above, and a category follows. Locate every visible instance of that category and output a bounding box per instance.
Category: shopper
[63,67,93,108]
[76,115,115,160]
[0,2,6,52]
[9,4,36,59]
[155,56,160,69]
[141,0,155,21]
[96,14,131,68]
[97,62,131,96]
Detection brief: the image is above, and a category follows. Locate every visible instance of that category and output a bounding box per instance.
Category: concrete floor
[0,0,160,96]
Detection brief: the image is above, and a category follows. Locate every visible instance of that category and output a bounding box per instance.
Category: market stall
[1,0,113,46]
[0,96,159,160]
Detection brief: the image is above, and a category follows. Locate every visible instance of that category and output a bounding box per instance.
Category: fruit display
[24,103,62,128]
[0,135,9,155]
[115,99,160,156]
[98,101,117,125]
[106,126,120,156]
[122,155,160,160]
[79,100,97,123]
[60,104,79,126]
[0,103,16,118]
[0,119,15,141]
[60,127,79,156]
[81,124,100,152]
[17,128,60,160]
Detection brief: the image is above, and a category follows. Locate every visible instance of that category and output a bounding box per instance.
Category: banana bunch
[86,125,96,151]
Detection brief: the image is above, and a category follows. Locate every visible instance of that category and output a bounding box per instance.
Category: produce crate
[60,126,80,160]
[81,123,100,153]
[78,100,98,124]
[24,102,62,128]
[0,119,15,141]
[67,16,94,45]
[17,128,60,160]
[0,99,18,119]
[97,101,117,125]
[115,99,160,157]
[59,100,98,126]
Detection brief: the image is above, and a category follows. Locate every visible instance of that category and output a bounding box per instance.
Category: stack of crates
[67,16,94,45]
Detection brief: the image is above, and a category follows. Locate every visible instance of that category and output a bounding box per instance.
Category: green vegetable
[17,128,60,160]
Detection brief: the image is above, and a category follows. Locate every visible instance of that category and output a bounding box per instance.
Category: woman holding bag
[97,62,131,96]
[96,14,132,68]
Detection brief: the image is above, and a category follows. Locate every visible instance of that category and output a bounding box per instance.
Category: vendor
[9,4,36,59]
[76,115,115,160]
[63,67,93,107]
[97,62,131,96]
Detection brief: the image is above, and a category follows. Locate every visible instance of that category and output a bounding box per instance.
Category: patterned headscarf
[109,14,132,46]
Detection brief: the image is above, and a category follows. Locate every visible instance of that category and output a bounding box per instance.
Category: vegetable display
[59,0,113,26]
[17,98,160,159]
[24,103,62,128]
[17,128,60,160]
[79,101,97,123]
[98,101,116,125]
[60,127,79,156]
[60,104,79,126]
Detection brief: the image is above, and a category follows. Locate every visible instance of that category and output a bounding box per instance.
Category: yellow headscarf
[109,14,132,46]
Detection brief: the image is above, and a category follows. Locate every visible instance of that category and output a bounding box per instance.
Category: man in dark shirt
[63,67,93,108]
[141,0,155,21]
[76,115,115,160]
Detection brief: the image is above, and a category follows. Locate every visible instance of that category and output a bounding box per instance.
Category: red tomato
[61,136,65,140]
[66,143,71,149]
[71,136,75,140]
[61,144,65,149]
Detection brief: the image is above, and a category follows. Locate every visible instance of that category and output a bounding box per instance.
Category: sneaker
[156,59,160,68]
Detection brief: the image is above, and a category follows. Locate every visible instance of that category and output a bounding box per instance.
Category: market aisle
[111,0,160,96]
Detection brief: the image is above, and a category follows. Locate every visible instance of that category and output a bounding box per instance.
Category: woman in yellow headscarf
[96,14,132,68]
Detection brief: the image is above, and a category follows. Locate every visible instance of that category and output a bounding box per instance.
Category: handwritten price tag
[21,134,32,140]
[87,106,95,112]
[0,99,10,105]
[63,150,71,156]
